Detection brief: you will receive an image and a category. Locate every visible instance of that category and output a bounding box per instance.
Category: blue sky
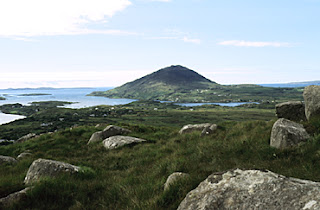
[0,0,319,88]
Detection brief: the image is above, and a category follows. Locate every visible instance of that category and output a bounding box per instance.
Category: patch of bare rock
[0,188,30,208]
[178,169,320,210]
[102,136,146,150]
[179,123,217,136]
[88,125,131,144]
[276,101,306,121]
[304,85,320,121]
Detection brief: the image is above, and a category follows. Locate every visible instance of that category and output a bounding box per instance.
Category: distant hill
[90,65,304,103]
[90,65,219,101]
[260,81,320,88]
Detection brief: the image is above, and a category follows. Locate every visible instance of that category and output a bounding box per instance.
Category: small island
[0,97,5,100]
[18,93,51,96]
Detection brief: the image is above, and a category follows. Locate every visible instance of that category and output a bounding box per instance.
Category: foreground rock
[102,136,146,150]
[88,125,131,144]
[179,123,217,135]
[304,85,320,121]
[164,172,189,191]
[0,155,17,165]
[16,133,36,143]
[24,159,80,185]
[275,101,306,121]
[178,169,320,210]
[0,188,30,208]
[270,118,310,149]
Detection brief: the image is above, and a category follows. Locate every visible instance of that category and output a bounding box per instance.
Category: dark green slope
[90,65,304,102]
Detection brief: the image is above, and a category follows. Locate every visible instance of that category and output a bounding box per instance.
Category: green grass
[1,118,320,209]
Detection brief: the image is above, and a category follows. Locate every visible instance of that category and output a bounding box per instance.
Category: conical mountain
[90,65,219,101]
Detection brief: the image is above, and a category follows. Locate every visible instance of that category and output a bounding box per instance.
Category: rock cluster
[178,169,320,210]
[88,125,131,144]
[102,136,146,150]
[179,123,217,136]
[270,118,310,149]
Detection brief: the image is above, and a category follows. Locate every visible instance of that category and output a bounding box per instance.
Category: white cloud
[182,37,201,44]
[0,0,132,37]
[218,40,291,47]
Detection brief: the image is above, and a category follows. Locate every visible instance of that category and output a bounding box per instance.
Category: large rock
[16,133,36,143]
[102,136,146,150]
[304,85,320,121]
[179,123,216,135]
[0,155,17,165]
[178,169,320,210]
[88,125,131,144]
[200,124,218,136]
[275,101,306,121]
[0,188,30,208]
[164,172,190,191]
[270,118,310,149]
[17,152,32,160]
[24,159,80,185]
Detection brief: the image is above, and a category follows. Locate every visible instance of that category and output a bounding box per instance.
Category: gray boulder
[0,155,17,165]
[164,172,190,191]
[102,136,146,150]
[304,85,320,121]
[200,124,218,136]
[16,133,36,143]
[24,158,80,185]
[178,169,320,210]
[88,125,131,144]
[179,123,215,135]
[270,118,310,149]
[0,188,30,208]
[275,101,306,121]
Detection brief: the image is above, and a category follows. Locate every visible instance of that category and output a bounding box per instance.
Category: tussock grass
[1,119,320,209]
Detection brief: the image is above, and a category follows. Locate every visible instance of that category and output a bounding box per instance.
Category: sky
[0,0,320,88]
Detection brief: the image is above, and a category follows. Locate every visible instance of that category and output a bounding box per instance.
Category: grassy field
[0,99,320,209]
[1,118,320,209]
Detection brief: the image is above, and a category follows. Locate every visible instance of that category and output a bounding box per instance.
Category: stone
[200,124,218,136]
[270,118,310,149]
[0,188,30,208]
[0,155,17,165]
[178,169,320,210]
[88,125,131,144]
[102,136,146,150]
[304,85,320,121]
[24,158,80,185]
[275,101,306,121]
[16,133,36,143]
[179,123,212,134]
[164,172,190,191]
[17,152,32,160]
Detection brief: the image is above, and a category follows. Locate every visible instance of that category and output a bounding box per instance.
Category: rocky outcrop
[24,159,80,185]
[88,125,131,144]
[304,85,320,120]
[178,169,320,210]
[164,172,189,191]
[275,101,306,121]
[16,133,36,143]
[0,155,17,165]
[0,188,30,208]
[179,123,217,135]
[270,118,310,149]
[102,136,146,150]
